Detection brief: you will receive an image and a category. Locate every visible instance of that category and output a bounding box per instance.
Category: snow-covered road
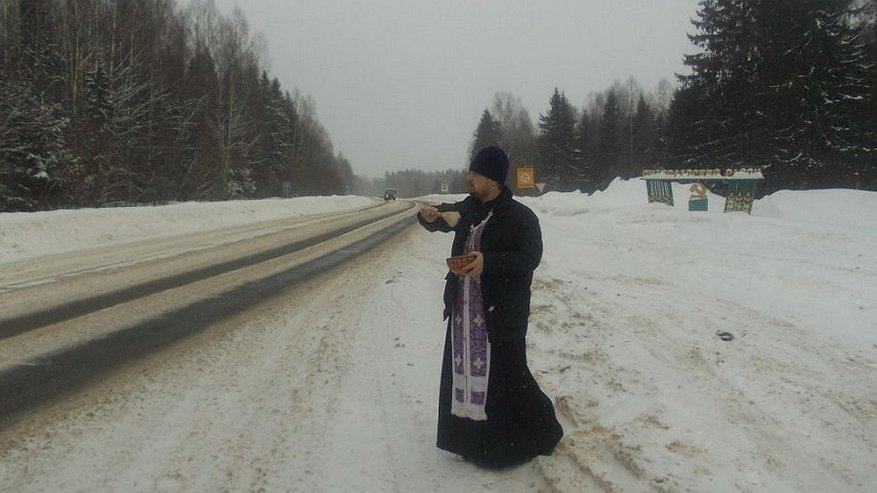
[0,223,550,492]
[1,182,875,492]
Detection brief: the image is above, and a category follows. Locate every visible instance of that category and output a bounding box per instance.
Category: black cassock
[436,322,564,469]
[422,187,563,468]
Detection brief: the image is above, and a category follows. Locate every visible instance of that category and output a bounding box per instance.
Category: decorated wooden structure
[640,169,764,214]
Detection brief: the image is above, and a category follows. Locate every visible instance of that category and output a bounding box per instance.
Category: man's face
[467,171,496,201]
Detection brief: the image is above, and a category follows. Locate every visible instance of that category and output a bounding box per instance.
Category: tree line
[2,0,874,210]
[0,0,352,211]
[470,0,876,196]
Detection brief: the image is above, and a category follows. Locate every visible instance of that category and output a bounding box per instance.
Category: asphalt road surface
[0,200,417,428]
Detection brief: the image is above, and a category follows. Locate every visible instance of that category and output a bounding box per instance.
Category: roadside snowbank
[0,196,376,263]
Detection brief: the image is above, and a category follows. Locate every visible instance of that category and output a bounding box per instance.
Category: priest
[417,146,563,469]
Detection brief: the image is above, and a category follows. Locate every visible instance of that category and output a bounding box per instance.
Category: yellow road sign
[516,167,535,189]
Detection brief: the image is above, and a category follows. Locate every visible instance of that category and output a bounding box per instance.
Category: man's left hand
[454,251,484,277]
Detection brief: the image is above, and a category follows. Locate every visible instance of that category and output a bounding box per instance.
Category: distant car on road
[383,188,397,201]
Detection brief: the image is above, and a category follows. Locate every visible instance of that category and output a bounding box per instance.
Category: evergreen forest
[470,0,876,196]
[1,0,875,211]
[1,0,355,211]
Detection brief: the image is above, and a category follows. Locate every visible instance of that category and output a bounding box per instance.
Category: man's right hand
[419,206,439,223]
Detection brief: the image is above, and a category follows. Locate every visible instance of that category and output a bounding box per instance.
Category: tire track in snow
[0,208,416,427]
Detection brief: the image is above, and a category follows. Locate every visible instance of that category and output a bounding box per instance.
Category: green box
[688,197,708,211]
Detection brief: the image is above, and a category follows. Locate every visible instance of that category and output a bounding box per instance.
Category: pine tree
[470,109,503,161]
[854,0,877,187]
[756,1,873,188]
[79,63,116,204]
[664,83,704,168]
[592,90,622,191]
[630,95,657,177]
[675,0,874,191]
[0,78,70,211]
[264,84,299,197]
[250,71,284,198]
[679,0,761,167]
[536,88,578,191]
[181,43,223,200]
[574,110,596,191]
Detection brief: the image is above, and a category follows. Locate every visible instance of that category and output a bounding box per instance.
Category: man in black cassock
[418,146,563,470]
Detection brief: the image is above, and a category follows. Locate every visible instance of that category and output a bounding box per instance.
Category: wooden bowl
[446,254,477,269]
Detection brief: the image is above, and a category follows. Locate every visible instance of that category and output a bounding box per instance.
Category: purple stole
[450,212,492,421]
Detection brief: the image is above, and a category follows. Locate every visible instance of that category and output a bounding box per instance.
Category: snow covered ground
[1,180,875,492]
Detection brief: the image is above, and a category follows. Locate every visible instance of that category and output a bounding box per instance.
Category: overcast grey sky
[210,0,700,179]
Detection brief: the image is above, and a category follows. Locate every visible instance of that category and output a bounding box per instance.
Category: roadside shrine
[640,169,765,214]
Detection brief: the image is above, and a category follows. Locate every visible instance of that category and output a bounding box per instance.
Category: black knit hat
[469,146,509,184]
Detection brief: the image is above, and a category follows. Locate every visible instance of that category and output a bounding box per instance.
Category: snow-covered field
[1,180,875,492]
